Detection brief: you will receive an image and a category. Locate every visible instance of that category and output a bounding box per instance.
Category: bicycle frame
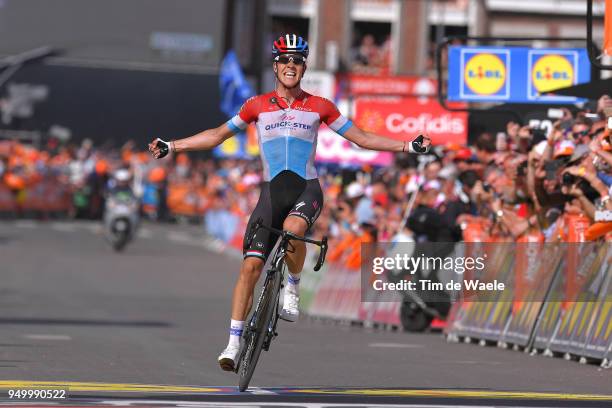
[235,217,328,390]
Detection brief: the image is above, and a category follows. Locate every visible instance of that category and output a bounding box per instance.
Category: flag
[219,50,255,117]
[216,50,256,158]
[605,0,612,55]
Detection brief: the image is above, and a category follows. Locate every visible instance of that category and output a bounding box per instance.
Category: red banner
[354,97,468,145]
[338,74,437,97]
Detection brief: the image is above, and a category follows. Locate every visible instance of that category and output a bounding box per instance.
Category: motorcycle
[104,190,139,252]
[386,239,453,332]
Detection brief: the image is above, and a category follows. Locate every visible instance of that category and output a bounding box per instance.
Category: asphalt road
[0,220,610,407]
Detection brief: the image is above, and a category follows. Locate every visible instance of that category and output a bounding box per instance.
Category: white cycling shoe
[280,289,300,322]
[218,344,240,372]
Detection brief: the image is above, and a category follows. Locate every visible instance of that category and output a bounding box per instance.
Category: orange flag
[605,0,612,55]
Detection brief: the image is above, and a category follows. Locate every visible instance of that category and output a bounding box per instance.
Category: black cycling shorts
[243,170,323,261]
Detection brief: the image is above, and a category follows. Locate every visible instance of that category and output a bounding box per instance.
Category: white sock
[287,272,300,294]
[228,319,244,348]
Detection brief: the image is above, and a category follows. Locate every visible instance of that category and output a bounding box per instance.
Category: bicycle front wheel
[238,267,281,391]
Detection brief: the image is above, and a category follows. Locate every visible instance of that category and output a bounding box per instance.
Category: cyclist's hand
[148,138,172,159]
[409,134,431,154]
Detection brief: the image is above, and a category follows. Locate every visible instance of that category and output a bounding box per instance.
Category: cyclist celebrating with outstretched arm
[148,34,430,372]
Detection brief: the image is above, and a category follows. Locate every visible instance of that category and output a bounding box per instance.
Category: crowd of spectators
[1,94,611,248]
[351,33,392,75]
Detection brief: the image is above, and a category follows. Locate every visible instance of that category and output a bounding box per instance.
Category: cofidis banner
[448,46,590,104]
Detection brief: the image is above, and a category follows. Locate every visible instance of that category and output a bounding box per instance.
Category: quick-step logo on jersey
[264,121,313,131]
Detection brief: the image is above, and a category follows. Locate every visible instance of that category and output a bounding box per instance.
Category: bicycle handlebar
[245,218,328,271]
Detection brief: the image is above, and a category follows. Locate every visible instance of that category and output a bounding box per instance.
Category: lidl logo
[464,54,507,95]
[531,54,574,93]
[459,49,510,100]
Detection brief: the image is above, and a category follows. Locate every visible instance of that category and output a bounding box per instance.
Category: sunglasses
[573,130,590,138]
[274,55,306,65]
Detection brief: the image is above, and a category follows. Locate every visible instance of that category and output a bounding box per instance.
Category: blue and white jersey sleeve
[328,115,353,136]
[226,96,260,134]
[226,115,248,134]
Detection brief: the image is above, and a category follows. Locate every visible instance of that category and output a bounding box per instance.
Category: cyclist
[148,34,431,372]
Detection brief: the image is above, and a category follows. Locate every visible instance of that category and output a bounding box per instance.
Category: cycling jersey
[227,91,353,181]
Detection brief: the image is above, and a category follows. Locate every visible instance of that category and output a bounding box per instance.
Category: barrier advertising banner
[548,244,608,357]
[315,127,394,166]
[502,241,562,347]
[447,46,590,104]
[354,98,468,146]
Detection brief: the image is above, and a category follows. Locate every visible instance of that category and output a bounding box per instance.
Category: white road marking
[168,232,191,243]
[85,224,103,234]
[50,222,76,232]
[23,334,72,341]
[98,402,498,408]
[369,342,426,348]
[138,228,154,239]
[14,220,37,228]
[246,387,277,395]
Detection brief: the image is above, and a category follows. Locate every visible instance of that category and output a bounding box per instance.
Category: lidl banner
[448,46,590,104]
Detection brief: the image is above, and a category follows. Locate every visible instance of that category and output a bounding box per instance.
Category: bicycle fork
[264,287,282,351]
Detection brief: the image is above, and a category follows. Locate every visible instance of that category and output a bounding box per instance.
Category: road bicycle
[236,217,327,391]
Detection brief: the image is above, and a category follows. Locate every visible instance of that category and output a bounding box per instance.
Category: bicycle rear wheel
[238,264,282,391]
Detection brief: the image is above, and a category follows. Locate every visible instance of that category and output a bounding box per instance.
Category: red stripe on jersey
[237,91,343,126]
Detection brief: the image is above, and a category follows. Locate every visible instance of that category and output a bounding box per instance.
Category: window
[350,21,392,74]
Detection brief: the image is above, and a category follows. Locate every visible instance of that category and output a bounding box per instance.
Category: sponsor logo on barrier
[464,53,507,96]
[315,127,392,166]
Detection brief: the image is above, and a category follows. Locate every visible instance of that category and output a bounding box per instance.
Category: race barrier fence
[0,178,71,217]
[300,224,612,367]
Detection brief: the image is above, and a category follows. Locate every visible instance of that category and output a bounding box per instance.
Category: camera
[562,172,576,186]
[528,128,548,149]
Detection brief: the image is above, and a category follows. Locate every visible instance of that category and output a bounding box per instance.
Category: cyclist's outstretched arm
[342,125,431,154]
[149,123,235,158]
